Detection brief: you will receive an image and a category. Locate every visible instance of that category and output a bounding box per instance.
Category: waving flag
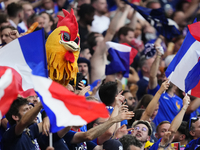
[0,29,48,97]
[165,21,200,98]
[105,42,132,78]
[0,67,18,119]
[31,63,109,133]
[122,0,180,40]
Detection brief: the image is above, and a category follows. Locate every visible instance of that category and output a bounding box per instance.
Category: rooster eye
[62,32,70,41]
[74,37,79,44]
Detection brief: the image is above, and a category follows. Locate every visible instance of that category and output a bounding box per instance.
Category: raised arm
[169,95,190,135]
[71,109,134,144]
[148,38,163,90]
[104,4,131,42]
[140,80,169,121]
[97,91,125,144]
[15,102,43,136]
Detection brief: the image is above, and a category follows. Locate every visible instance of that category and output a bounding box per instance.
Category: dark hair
[122,90,130,96]
[40,11,54,23]
[156,121,170,133]
[99,81,118,106]
[146,0,160,8]
[78,4,95,18]
[7,3,23,18]
[80,43,90,52]
[178,121,189,140]
[86,32,99,55]
[119,134,143,150]
[0,25,16,32]
[6,97,29,126]
[132,120,152,136]
[134,94,154,111]
[0,13,8,24]
[117,26,134,39]
[128,109,145,127]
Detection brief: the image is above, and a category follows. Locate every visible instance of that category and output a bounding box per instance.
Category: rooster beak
[59,40,80,52]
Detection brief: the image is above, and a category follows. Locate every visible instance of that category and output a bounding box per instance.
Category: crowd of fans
[1,0,200,149]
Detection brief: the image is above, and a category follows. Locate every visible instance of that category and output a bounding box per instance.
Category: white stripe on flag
[31,75,87,127]
[106,42,132,52]
[0,69,13,99]
[168,41,200,92]
[0,39,32,90]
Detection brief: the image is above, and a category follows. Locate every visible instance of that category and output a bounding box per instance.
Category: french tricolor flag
[0,29,48,97]
[31,63,109,133]
[105,42,132,78]
[0,67,18,119]
[165,21,200,98]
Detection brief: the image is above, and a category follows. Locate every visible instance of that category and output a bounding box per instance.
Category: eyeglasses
[128,97,136,100]
[188,117,199,131]
[134,126,147,132]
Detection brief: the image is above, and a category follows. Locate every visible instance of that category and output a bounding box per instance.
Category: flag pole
[49,132,53,147]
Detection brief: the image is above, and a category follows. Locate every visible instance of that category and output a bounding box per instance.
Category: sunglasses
[189,117,199,131]
[134,126,147,132]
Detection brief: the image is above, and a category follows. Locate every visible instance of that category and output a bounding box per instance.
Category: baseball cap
[103,139,123,150]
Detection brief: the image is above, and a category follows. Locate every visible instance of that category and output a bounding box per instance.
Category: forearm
[186,98,200,114]
[31,0,43,8]
[104,9,122,42]
[184,0,199,20]
[140,91,161,120]
[128,9,137,30]
[86,117,116,140]
[21,102,42,126]
[169,106,187,134]
[57,126,71,138]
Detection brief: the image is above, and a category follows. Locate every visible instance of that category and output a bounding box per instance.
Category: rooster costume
[46,9,80,86]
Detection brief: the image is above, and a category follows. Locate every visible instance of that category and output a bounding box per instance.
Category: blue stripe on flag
[36,91,65,133]
[18,29,48,77]
[165,32,196,77]
[185,60,200,93]
[106,47,130,77]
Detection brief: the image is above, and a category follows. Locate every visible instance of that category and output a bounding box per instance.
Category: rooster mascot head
[46,9,80,86]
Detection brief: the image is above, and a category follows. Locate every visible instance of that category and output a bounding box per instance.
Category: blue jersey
[2,123,40,150]
[149,138,161,150]
[148,85,183,126]
[185,138,200,150]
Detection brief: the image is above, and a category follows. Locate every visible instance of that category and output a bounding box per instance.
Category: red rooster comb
[57,9,78,41]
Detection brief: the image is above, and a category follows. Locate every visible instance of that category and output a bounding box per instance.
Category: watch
[159,142,169,148]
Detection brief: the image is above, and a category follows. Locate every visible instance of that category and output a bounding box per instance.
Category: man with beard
[122,90,136,111]
[78,4,95,45]
[91,0,110,33]
[2,97,44,150]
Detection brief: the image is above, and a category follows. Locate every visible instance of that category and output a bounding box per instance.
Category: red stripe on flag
[48,81,109,123]
[0,66,35,98]
[191,81,200,98]
[188,22,200,42]
[0,68,18,117]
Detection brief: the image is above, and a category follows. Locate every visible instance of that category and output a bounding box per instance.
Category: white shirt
[91,15,110,34]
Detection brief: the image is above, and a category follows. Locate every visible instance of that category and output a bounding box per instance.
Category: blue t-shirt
[2,123,40,150]
[149,138,161,150]
[185,138,200,150]
[148,85,183,126]
[63,130,97,150]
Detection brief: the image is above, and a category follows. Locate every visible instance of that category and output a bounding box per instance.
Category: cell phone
[76,72,83,90]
